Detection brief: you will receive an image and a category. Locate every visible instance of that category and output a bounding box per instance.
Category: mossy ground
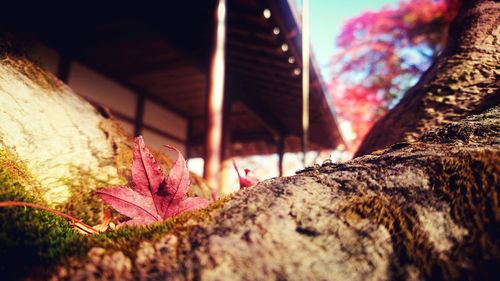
[0,146,233,279]
[0,149,87,279]
[89,195,232,258]
[0,50,222,277]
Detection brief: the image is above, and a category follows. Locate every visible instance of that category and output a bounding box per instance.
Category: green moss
[0,149,42,197]
[338,146,500,280]
[1,146,234,277]
[58,167,118,225]
[340,195,446,279]
[0,148,88,279]
[89,194,233,258]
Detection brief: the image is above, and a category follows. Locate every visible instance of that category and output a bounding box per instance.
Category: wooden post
[301,0,310,166]
[278,134,285,177]
[186,118,193,159]
[204,0,227,190]
[134,94,145,136]
[57,55,71,83]
[219,80,233,193]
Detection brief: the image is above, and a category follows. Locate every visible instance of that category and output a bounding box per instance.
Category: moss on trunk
[0,54,214,279]
[0,148,87,280]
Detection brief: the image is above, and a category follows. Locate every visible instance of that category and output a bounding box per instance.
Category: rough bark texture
[0,0,498,280]
[46,104,499,281]
[356,0,499,157]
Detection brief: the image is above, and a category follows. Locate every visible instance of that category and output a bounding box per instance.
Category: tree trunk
[47,108,499,281]
[0,0,498,280]
[355,0,499,157]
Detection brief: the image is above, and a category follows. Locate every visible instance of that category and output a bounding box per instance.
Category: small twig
[0,201,98,234]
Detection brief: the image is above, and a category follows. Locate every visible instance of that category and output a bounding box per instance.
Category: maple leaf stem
[0,201,99,234]
[232,159,242,178]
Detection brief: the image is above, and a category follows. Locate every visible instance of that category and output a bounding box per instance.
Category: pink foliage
[329,0,460,151]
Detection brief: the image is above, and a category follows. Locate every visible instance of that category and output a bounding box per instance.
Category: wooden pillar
[301,0,310,166]
[134,94,145,136]
[220,85,232,161]
[278,134,285,177]
[204,0,227,190]
[186,119,194,159]
[57,55,71,83]
[219,80,233,193]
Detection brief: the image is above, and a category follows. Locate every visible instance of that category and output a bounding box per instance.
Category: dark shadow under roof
[1,0,344,157]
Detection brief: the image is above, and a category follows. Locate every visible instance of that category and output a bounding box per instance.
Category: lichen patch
[414,205,468,253]
[0,62,122,206]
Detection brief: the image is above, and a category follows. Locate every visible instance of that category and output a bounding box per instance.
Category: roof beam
[117,58,203,76]
[227,49,293,70]
[232,81,287,141]
[188,131,276,147]
[227,40,284,58]
[229,65,300,86]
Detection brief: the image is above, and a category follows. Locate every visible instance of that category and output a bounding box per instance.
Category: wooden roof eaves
[264,0,346,147]
[187,131,276,148]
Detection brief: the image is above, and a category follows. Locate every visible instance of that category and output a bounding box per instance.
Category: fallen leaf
[232,160,260,189]
[96,136,209,226]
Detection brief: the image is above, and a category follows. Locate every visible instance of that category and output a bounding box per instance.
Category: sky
[300,0,399,77]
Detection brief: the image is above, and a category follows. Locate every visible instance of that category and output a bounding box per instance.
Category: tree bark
[47,104,499,281]
[0,0,498,280]
[355,0,499,157]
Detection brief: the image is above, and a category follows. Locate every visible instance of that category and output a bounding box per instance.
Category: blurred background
[0,0,459,193]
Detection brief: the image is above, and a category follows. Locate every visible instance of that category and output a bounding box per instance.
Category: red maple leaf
[96,136,209,226]
[232,160,260,189]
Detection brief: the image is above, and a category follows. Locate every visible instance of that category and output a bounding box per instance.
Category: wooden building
[1,0,344,189]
